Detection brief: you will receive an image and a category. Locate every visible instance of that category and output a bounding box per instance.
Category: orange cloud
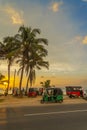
[49,2,63,12]
[82,36,87,44]
[3,5,24,24]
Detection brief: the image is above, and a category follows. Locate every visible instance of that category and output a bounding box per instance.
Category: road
[0,103,87,130]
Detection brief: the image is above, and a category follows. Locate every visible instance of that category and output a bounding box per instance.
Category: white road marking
[24,109,87,117]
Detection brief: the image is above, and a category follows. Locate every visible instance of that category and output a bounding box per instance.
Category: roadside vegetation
[40,80,51,88]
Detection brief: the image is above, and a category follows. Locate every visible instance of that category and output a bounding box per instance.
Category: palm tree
[14,25,49,95]
[15,26,33,94]
[24,31,49,92]
[15,25,47,93]
[1,36,19,93]
[40,80,51,88]
[25,47,49,92]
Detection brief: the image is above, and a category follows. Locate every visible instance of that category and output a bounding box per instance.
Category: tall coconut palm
[24,34,49,92]
[15,26,32,93]
[16,25,48,94]
[25,55,49,91]
[1,36,19,93]
[25,43,49,92]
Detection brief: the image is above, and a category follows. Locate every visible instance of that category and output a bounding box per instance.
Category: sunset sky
[0,0,87,88]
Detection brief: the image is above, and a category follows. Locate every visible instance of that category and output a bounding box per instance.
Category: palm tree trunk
[25,72,30,94]
[7,62,10,94]
[19,65,24,95]
[29,67,34,88]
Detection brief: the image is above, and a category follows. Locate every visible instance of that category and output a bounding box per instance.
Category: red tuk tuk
[66,86,83,98]
[27,88,38,97]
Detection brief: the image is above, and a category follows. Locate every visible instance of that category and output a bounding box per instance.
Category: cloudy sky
[0,0,87,87]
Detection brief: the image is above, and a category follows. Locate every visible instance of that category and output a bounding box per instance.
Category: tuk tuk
[27,88,38,97]
[41,87,63,103]
[66,86,83,98]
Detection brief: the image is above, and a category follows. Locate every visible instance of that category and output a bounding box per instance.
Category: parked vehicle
[83,89,87,100]
[38,87,43,95]
[66,86,83,98]
[41,87,63,103]
[27,88,38,97]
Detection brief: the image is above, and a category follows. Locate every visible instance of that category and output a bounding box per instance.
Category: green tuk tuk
[41,87,63,103]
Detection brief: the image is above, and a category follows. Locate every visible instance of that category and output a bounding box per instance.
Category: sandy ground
[0,95,87,108]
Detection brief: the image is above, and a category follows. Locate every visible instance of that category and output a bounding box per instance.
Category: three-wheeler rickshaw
[66,86,83,98]
[41,87,63,103]
[27,88,38,97]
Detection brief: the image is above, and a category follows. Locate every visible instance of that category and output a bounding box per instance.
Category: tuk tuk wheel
[40,100,44,104]
[55,99,62,103]
[59,99,63,103]
[69,95,72,98]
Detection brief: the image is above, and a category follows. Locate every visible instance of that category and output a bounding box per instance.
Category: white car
[83,90,87,100]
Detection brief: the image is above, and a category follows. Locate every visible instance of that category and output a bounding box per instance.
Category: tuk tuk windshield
[66,86,82,92]
[45,88,63,96]
[29,88,38,92]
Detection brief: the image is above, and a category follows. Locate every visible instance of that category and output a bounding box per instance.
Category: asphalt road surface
[0,103,87,130]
